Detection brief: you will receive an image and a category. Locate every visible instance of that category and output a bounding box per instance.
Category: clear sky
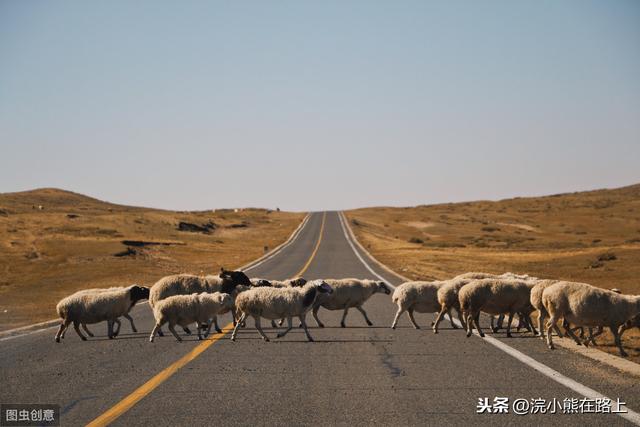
[1,1,639,211]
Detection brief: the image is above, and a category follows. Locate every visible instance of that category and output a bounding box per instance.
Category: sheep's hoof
[548,344,555,350]
[262,337,270,342]
[466,332,472,338]
[451,324,458,329]
[81,336,87,341]
[149,337,154,343]
[620,350,629,358]
[215,328,222,334]
[366,321,373,326]
[87,332,95,337]
[276,333,283,338]
[340,323,346,328]
[230,336,236,342]
[307,338,314,342]
[491,328,499,333]
[413,325,421,330]
[55,337,60,343]
[432,329,438,334]
[479,332,485,338]
[132,328,138,333]
[506,333,512,338]
[317,323,325,328]
[176,338,183,343]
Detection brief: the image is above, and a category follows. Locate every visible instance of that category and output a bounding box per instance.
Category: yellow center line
[294,211,326,277]
[86,212,327,427]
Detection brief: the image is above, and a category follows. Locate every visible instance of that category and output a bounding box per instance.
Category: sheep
[231,280,333,342]
[529,279,562,339]
[54,285,150,342]
[59,285,149,339]
[459,278,537,338]
[568,288,622,346]
[390,280,449,330]
[149,292,233,342]
[312,279,391,328]
[542,281,640,357]
[454,272,539,333]
[248,277,308,327]
[432,278,475,333]
[149,268,252,335]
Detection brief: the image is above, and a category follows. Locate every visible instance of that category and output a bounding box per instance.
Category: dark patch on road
[380,345,403,378]
[60,395,98,416]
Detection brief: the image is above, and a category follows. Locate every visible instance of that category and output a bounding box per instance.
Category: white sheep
[231,280,333,342]
[542,281,640,357]
[432,278,474,333]
[529,279,562,339]
[149,292,233,342]
[59,285,148,339]
[54,285,150,342]
[455,272,538,333]
[249,277,308,327]
[312,279,391,328]
[390,280,448,330]
[149,268,252,335]
[458,278,537,338]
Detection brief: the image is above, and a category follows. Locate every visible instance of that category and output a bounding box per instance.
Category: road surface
[1,212,639,426]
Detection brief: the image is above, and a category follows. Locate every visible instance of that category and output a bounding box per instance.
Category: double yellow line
[87,212,326,427]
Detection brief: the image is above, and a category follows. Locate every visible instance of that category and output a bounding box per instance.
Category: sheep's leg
[112,318,122,337]
[81,323,94,337]
[562,321,583,346]
[313,305,325,328]
[610,324,628,357]
[73,321,87,341]
[55,320,71,342]
[271,320,278,328]
[107,320,114,339]
[525,314,537,336]
[391,307,405,330]
[212,316,222,333]
[168,323,182,342]
[278,318,285,327]
[156,327,165,337]
[196,322,203,340]
[537,310,546,338]
[506,312,514,338]
[149,322,164,342]
[446,308,457,329]
[356,306,373,326]
[588,326,604,346]
[473,313,485,338]
[432,306,448,334]
[254,316,270,342]
[276,317,293,339]
[204,319,214,338]
[340,308,350,328]
[407,309,420,329]
[182,327,192,335]
[546,314,558,349]
[124,313,137,333]
[455,307,466,329]
[231,313,246,341]
[299,315,314,342]
[490,316,496,333]
[465,312,473,337]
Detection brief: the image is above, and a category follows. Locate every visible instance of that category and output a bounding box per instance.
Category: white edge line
[339,211,640,426]
[0,213,311,342]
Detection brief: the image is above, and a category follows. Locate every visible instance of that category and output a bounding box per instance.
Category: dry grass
[346,183,640,362]
[0,188,305,331]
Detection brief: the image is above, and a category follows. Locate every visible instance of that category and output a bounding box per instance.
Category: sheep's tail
[56,302,67,320]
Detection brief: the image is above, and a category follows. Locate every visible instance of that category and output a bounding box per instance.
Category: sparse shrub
[597,252,617,262]
[481,226,501,232]
[351,219,361,226]
[408,237,424,244]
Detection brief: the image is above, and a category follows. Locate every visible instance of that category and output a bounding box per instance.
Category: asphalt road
[1,211,639,426]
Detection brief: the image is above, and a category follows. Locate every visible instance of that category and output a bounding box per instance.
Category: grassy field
[345,183,640,361]
[0,188,305,331]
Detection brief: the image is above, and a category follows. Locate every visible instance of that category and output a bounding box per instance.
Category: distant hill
[0,189,305,331]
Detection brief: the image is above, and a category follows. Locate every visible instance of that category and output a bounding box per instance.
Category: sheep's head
[219,268,252,286]
[289,277,307,287]
[129,285,150,303]
[217,293,234,308]
[377,281,392,295]
[315,280,333,294]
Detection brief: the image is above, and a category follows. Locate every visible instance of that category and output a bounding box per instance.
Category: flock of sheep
[54,269,640,357]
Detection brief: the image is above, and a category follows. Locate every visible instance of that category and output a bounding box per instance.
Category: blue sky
[1,1,639,211]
